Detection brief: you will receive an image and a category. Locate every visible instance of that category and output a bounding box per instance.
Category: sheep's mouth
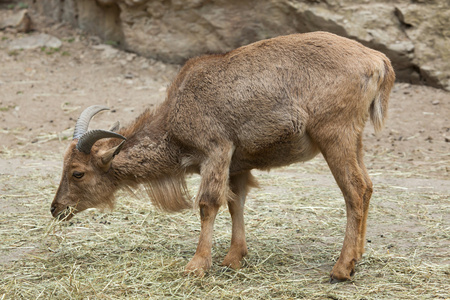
[54,207,76,221]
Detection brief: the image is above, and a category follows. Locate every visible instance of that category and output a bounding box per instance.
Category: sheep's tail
[370,57,395,134]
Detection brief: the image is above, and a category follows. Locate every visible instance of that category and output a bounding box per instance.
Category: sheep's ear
[101,140,125,166]
[109,121,120,132]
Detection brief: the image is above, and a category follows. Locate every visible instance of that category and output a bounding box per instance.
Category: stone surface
[394,3,450,90]
[0,9,31,32]
[25,0,450,90]
[8,33,62,50]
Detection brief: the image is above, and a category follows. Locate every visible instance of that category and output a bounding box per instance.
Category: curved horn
[76,129,126,154]
[73,105,110,140]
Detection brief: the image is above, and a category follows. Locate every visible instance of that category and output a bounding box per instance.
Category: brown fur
[51,31,395,282]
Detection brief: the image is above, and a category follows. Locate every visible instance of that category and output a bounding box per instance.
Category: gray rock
[92,44,120,59]
[0,9,31,33]
[395,3,450,90]
[8,33,62,50]
[27,0,450,91]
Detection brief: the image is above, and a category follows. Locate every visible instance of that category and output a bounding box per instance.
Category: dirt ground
[0,14,449,299]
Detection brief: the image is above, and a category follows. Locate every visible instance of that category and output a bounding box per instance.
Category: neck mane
[109,108,192,212]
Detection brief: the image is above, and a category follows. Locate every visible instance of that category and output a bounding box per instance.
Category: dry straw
[0,150,449,299]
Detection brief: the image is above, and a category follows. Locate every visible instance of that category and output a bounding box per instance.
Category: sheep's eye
[72,171,84,179]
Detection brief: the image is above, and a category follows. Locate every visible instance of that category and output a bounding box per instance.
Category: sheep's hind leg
[356,132,373,261]
[315,131,368,282]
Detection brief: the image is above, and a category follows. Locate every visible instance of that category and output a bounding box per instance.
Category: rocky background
[6,0,450,91]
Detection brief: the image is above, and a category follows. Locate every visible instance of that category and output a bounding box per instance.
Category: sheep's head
[51,106,126,221]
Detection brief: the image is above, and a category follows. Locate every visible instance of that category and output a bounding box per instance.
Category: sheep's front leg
[185,143,234,276]
[222,171,255,269]
[185,201,220,276]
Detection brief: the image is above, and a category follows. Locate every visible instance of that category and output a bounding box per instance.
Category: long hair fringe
[140,175,192,212]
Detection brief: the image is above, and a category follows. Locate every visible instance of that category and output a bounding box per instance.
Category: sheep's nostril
[50,206,56,214]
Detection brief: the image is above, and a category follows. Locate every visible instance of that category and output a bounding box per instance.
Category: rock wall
[27,0,450,90]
